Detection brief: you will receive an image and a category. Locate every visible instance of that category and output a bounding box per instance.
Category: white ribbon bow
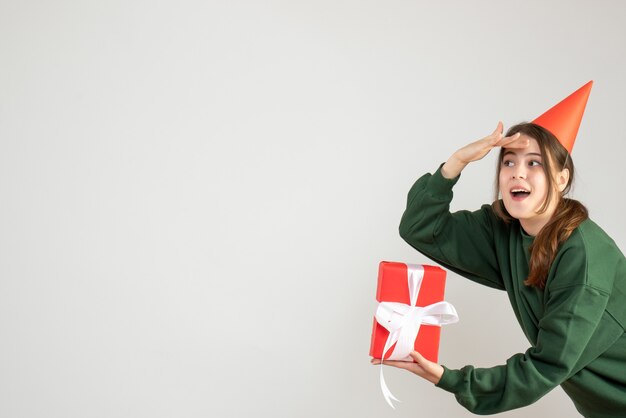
[375,264,459,409]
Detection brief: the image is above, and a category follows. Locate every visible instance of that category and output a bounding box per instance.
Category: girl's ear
[556,168,570,192]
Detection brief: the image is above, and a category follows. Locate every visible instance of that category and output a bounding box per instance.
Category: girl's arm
[441,121,524,179]
[433,244,615,414]
[378,241,618,414]
[399,123,526,289]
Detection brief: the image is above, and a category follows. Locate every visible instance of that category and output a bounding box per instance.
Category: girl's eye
[502,160,514,167]
[529,160,542,167]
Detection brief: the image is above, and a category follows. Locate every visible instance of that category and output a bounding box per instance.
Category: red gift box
[369,261,447,363]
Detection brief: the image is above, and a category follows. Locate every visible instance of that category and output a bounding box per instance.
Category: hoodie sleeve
[399,166,505,290]
[435,245,610,414]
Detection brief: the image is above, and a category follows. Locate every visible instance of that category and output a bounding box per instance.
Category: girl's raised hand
[371,351,444,385]
[441,122,529,179]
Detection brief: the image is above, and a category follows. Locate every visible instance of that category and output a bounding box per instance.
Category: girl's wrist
[441,155,466,179]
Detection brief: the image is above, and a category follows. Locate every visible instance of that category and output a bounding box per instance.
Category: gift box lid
[376,261,446,306]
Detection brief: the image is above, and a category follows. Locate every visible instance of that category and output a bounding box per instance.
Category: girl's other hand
[370,351,444,385]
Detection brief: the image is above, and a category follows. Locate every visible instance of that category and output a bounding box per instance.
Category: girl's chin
[502,204,533,220]
[503,206,543,222]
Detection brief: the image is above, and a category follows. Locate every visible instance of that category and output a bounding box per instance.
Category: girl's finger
[487,122,504,143]
[410,351,433,366]
[492,121,504,136]
[372,359,415,370]
[496,132,523,147]
[502,135,530,149]
[409,351,423,362]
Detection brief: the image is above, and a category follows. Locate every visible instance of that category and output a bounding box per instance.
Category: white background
[1,1,625,417]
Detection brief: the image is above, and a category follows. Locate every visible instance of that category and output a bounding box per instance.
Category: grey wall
[1,1,625,417]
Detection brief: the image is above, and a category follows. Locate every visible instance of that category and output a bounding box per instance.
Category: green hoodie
[399,167,626,418]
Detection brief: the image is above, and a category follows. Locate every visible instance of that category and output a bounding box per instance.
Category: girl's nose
[512,165,527,179]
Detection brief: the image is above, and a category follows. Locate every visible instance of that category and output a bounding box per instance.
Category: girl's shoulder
[572,219,623,256]
[551,218,625,292]
[574,219,626,329]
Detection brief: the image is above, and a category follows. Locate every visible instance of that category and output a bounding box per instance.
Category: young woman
[372,121,626,417]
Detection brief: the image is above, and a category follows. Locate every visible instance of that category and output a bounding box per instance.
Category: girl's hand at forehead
[441,122,530,179]
[458,121,529,163]
[493,121,530,148]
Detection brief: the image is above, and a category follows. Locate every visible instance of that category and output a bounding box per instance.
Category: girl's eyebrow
[503,150,543,158]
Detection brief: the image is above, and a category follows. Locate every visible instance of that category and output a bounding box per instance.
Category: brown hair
[492,123,588,289]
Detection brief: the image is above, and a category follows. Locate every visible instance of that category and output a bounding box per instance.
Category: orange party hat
[532,80,593,153]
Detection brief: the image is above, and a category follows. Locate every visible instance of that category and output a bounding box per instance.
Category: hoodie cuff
[428,163,460,198]
[435,365,463,394]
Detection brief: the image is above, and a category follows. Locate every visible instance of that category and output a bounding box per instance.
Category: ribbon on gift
[375,264,459,409]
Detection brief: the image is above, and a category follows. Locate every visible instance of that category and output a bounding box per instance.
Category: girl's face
[498,136,568,235]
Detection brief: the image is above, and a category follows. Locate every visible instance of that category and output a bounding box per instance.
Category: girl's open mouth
[510,188,530,201]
